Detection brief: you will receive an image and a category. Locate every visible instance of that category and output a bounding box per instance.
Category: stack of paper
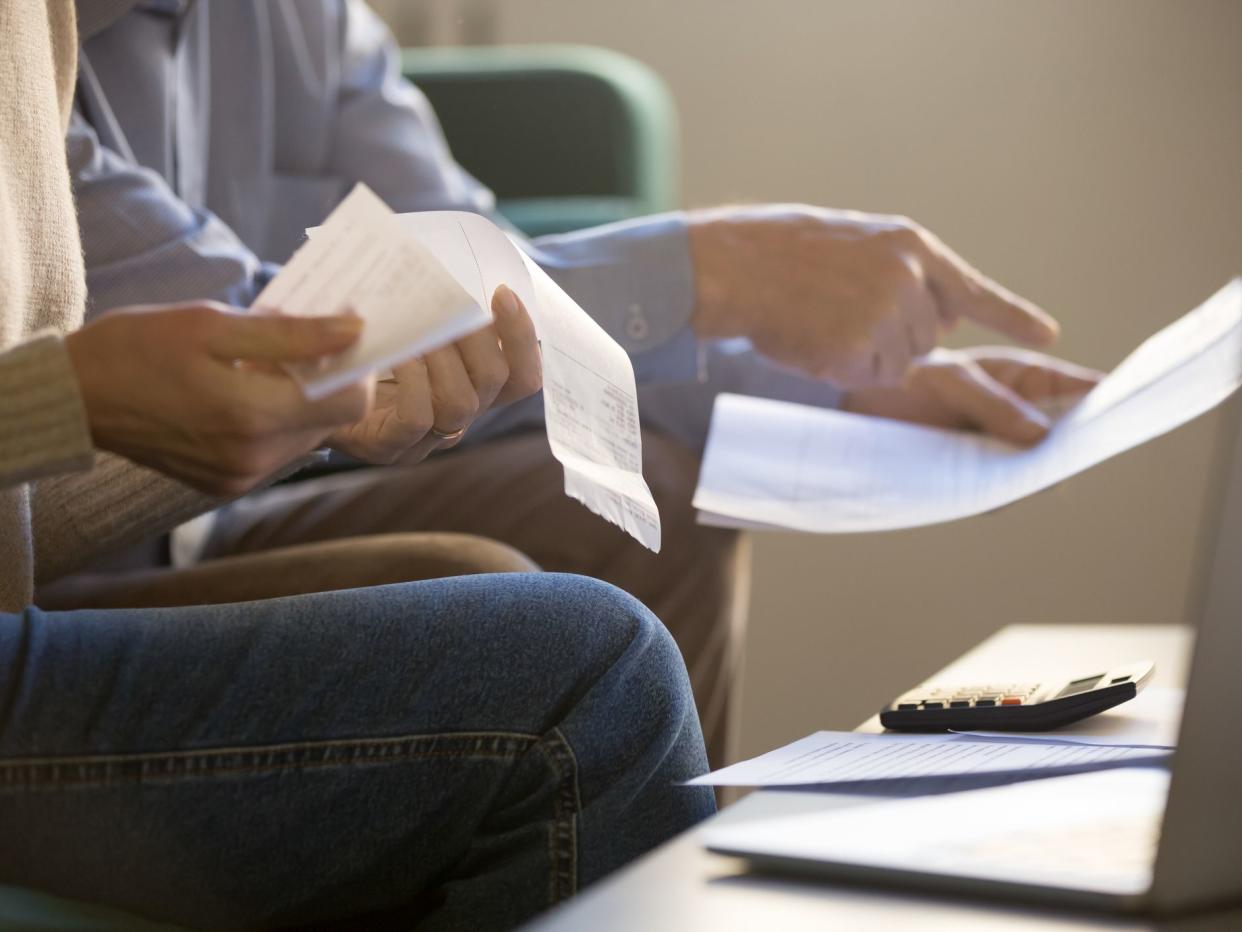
[686,729,1170,795]
[256,184,662,551]
[693,279,1242,533]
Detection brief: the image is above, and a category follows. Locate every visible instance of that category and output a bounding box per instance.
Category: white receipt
[687,730,1169,788]
[392,212,661,551]
[254,184,489,400]
[286,193,659,549]
[694,279,1242,533]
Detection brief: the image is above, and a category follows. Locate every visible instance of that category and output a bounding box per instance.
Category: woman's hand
[66,302,374,496]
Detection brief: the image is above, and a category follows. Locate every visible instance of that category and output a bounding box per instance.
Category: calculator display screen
[1055,674,1104,699]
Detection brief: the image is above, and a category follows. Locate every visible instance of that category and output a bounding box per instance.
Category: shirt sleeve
[328,0,496,217]
[328,1,702,382]
[68,108,276,315]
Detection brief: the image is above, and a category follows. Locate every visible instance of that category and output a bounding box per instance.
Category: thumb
[926,359,1052,446]
[207,310,364,363]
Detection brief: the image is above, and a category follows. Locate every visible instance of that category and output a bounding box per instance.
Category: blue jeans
[0,573,714,930]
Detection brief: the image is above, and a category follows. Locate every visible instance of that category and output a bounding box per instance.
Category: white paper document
[254,184,490,401]
[694,278,1242,532]
[687,730,1170,788]
[276,186,660,550]
[394,212,662,551]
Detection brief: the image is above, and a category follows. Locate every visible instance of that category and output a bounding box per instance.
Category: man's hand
[66,302,374,496]
[328,284,543,465]
[688,205,1060,388]
[842,347,1104,446]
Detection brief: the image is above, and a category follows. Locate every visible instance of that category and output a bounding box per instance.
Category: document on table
[693,278,1242,532]
[686,730,1170,789]
[286,186,661,551]
[254,184,490,401]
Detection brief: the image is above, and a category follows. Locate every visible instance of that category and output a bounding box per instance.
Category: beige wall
[373,1,1242,758]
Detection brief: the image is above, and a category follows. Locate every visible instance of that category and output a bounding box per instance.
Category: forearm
[32,453,216,583]
[32,450,324,585]
[69,108,272,315]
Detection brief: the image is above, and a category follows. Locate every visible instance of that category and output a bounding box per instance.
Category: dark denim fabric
[0,573,714,930]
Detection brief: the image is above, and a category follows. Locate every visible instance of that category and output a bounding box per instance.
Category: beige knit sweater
[0,1,214,611]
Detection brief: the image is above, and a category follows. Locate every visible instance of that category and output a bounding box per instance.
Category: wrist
[63,327,110,447]
[687,210,751,339]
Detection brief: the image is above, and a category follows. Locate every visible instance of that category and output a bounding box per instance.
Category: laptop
[703,395,1242,915]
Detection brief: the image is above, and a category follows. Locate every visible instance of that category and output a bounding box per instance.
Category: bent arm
[68,108,275,315]
[0,333,94,490]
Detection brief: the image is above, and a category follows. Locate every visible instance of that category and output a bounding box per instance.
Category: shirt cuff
[530,211,699,379]
[0,332,95,488]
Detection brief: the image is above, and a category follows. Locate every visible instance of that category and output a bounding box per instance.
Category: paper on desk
[958,687,1183,750]
[253,184,490,400]
[694,278,1242,532]
[686,730,1170,788]
[393,212,662,551]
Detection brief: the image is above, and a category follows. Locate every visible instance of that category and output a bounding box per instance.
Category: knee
[360,532,540,582]
[551,575,702,743]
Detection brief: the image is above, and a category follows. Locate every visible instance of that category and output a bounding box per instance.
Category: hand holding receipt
[261,184,662,550]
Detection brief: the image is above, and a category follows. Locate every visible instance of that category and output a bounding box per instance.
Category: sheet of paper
[254,184,489,400]
[394,212,662,551]
[702,768,1168,894]
[694,279,1242,532]
[958,687,1183,749]
[686,730,1170,788]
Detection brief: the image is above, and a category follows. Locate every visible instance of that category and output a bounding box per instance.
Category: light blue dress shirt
[71,0,840,452]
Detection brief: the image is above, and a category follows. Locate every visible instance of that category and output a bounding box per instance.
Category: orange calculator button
[1000,696,1024,706]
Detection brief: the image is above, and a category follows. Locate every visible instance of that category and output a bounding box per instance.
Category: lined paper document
[285,188,661,550]
[694,279,1242,533]
[394,212,662,551]
[687,730,1169,788]
[254,184,489,400]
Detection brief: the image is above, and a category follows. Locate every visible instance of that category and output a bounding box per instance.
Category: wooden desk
[527,624,1242,931]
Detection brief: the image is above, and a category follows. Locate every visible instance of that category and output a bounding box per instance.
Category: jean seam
[535,726,581,905]
[0,731,541,790]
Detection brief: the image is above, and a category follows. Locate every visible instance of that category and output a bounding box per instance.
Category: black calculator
[879,660,1156,732]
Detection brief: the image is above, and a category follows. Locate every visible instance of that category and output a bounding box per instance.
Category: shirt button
[625,303,650,341]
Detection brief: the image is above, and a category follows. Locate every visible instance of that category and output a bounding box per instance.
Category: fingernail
[494,284,520,316]
[1017,409,1051,443]
[325,314,363,336]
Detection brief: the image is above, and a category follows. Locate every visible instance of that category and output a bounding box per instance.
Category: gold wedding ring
[430,425,466,443]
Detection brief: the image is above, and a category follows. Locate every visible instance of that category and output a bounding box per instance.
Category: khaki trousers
[39,431,747,767]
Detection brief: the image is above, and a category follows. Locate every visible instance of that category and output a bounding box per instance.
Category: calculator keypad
[894,682,1042,711]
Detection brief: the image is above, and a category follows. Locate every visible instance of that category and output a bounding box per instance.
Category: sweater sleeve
[0,332,94,490]
[31,450,326,584]
[32,452,217,582]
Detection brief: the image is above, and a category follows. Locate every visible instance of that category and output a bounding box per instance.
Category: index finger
[919,235,1060,347]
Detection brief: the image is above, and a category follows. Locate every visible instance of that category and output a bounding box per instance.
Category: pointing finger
[919,238,1059,347]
